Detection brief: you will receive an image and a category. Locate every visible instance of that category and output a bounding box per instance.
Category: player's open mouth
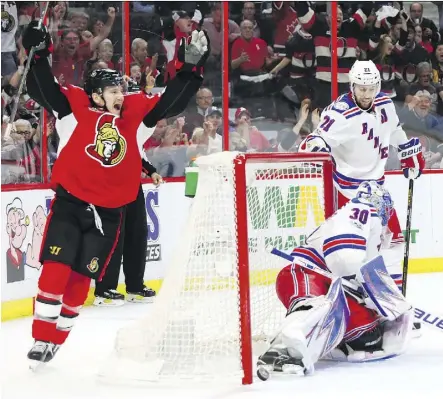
[113,104,122,111]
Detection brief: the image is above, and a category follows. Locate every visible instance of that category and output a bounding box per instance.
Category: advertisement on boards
[2,189,54,301]
[144,188,161,262]
[2,174,443,307]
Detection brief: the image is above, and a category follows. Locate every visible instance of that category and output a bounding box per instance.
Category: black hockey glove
[360,1,375,17]
[176,30,210,73]
[22,20,53,59]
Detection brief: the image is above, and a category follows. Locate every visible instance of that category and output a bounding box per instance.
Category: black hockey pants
[94,185,147,294]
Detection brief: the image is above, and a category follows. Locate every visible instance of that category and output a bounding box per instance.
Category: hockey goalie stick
[402,178,414,297]
[414,308,443,333]
[4,1,51,138]
[270,248,443,334]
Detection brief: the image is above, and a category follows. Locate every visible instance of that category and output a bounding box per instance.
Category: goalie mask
[349,60,381,111]
[354,181,394,226]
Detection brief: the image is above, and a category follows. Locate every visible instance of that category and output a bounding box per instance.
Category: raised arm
[142,31,210,127]
[22,21,71,119]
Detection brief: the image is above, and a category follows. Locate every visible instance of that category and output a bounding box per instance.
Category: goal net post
[108,151,335,385]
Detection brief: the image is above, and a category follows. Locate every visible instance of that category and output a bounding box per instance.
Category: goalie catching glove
[176,30,210,74]
[398,138,425,179]
[298,134,331,153]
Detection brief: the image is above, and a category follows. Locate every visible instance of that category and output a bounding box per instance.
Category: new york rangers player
[300,60,425,291]
[257,182,414,380]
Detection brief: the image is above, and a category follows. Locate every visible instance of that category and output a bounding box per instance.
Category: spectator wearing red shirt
[52,29,92,86]
[143,119,168,151]
[52,7,116,86]
[415,24,434,54]
[272,2,298,57]
[231,20,272,74]
[122,38,159,79]
[234,107,270,151]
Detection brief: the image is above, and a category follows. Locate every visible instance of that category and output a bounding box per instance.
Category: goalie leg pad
[327,310,414,363]
[359,256,412,321]
[277,264,379,342]
[380,311,414,356]
[276,278,350,374]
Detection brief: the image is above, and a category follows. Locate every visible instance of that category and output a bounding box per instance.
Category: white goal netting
[110,151,331,384]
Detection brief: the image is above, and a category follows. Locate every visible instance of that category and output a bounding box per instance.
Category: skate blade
[126,295,154,304]
[29,359,46,372]
[281,364,305,375]
[256,364,305,381]
[93,299,125,307]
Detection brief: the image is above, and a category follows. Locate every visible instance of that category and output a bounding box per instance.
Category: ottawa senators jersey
[52,85,160,208]
[314,92,409,198]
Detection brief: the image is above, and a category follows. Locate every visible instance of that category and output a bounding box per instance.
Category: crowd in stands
[2,1,443,185]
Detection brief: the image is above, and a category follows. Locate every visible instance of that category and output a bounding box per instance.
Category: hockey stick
[414,308,443,333]
[401,178,414,297]
[4,2,50,138]
[401,179,443,333]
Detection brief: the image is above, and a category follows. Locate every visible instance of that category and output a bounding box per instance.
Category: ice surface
[2,273,443,399]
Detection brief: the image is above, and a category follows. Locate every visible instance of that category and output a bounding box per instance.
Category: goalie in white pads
[257,182,414,380]
[299,60,425,292]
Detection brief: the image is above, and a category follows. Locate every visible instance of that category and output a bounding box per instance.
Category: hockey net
[111,151,335,385]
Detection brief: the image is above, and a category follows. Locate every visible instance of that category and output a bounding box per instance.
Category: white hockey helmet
[349,60,381,109]
[354,181,393,226]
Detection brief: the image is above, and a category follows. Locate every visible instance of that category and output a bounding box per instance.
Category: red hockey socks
[33,261,71,343]
[32,262,91,345]
[53,270,91,345]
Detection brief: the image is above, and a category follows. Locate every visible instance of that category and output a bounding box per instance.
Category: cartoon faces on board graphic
[25,205,47,270]
[5,198,29,283]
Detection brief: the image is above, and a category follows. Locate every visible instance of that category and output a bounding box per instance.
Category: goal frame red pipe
[234,152,335,384]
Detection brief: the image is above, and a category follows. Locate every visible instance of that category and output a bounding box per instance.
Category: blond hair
[191,127,205,143]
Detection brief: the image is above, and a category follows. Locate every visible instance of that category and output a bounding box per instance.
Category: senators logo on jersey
[85,114,126,167]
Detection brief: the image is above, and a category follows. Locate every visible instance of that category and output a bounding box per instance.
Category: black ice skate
[93,289,125,307]
[126,286,156,303]
[27,341,60,370]
[256,346,306,381]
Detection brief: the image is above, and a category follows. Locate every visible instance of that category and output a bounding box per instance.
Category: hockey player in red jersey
[257,182,414,379]
[21,21,209,366]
